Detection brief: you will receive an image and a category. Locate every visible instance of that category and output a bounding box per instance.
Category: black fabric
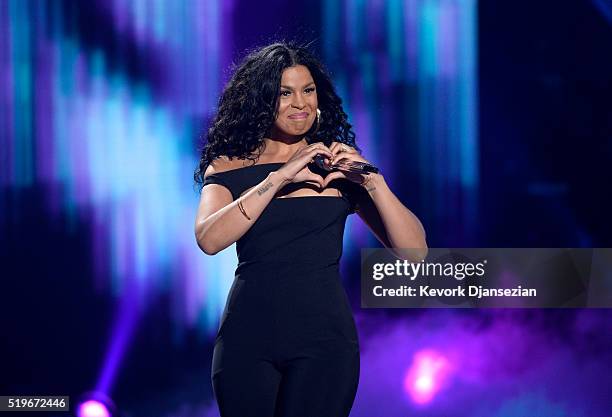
[202,173,235,199]
[202,162,362,213]
[207,163,360,417]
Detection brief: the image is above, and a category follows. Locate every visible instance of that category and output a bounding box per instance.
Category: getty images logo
[371,258,488,281]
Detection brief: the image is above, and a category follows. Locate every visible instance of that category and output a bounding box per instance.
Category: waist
[235,259,340,278]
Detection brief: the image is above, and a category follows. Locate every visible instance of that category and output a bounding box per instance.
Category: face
[270,65,318,139]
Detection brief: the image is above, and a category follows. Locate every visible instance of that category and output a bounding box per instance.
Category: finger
[308,141,329,151]
[305,173,325,188]
[329,142,340,155]
[296,149,331,166]
[304,142,325,156]
[304,142,331,153]
[331,151,364,165]
[331,145,357,160]
[331,142,348,156]
[318,145,334,156]
[323,143,338,163]
[307,146,334,160]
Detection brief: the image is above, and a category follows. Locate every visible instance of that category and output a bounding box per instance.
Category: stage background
[1,1,611,416]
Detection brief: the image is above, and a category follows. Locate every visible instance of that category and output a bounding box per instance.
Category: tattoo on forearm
[257,181,274,196]
[362,176,376,193]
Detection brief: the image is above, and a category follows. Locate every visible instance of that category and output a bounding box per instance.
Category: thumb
[323,171,346,188]
[305,173,326,189]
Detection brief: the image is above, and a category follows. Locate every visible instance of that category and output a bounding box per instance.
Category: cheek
[309,112,316,126]
[309,95,318,109]
[277,100,290,113]
[273,119,287,131]
[273,103,288,123]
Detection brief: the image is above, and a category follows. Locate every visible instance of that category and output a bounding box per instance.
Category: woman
[194,42,427,417]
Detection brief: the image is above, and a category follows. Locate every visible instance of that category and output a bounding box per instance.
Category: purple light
[77,400,111,417]
[403,349,452,405]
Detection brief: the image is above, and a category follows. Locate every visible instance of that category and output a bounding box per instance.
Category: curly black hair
[194,42,358,189]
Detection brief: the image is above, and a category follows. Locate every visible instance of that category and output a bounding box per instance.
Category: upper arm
[195,159,234,231]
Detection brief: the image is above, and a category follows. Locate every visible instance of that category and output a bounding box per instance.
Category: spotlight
[403,349,452,405]
[76,392,116,417]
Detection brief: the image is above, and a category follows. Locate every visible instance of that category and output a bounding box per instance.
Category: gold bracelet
[237,198,251,220]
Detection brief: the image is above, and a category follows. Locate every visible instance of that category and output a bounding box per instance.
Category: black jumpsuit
[203,162,361,417]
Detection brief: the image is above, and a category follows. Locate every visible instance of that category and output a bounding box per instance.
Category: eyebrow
[280,82,315,90]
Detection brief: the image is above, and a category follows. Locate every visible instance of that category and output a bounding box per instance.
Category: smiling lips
[288,112,309,120]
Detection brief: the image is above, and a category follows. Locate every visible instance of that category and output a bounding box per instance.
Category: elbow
[197,238,220,256]
[391,239,428,263]
[199,241,220,256]
[197,234,220,255]
[414,237,429,261]
[417,244,428,262]
[195,225,221,256]
[393,248,428,263]
[409,229,428,261]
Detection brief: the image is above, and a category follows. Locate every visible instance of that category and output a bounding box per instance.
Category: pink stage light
[77,400,111,417]
[404,349,452,405]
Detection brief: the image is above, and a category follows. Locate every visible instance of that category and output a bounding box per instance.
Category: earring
[313,108,321,135]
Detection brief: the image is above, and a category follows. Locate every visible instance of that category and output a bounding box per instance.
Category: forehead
[280,65,314,86]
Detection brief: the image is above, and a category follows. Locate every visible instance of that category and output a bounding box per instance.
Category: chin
[296,122,315,136]
[283,127,308,136]
[278,120,314,137]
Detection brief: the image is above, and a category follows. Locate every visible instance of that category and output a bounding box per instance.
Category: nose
[291,92,306,109]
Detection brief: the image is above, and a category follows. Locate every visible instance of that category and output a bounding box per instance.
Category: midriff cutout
[276,188,343,199]
[239,185,344,199]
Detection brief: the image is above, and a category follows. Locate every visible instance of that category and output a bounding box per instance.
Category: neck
[262,134,308,157]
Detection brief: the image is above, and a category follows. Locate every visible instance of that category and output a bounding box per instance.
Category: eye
[304,87,316,94]
[280,90,291,97]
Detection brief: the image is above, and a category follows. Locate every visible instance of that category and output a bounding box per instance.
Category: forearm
[365,174,428,256]
[196,171,287,254]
